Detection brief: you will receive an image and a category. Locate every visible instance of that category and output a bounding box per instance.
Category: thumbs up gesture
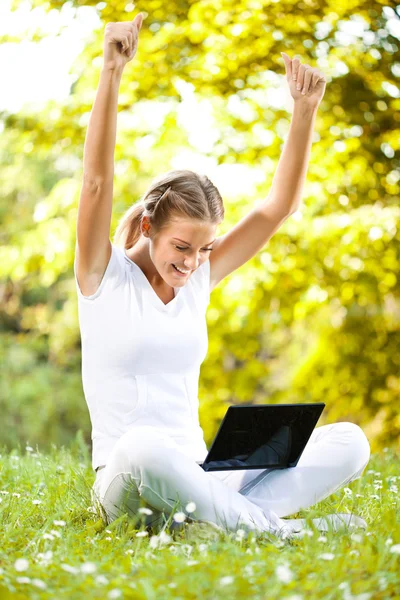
[103,13,144,70]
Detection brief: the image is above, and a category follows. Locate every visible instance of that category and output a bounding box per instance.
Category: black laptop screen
[202,404,324,471]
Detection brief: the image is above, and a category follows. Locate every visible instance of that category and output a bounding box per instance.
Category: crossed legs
[91,422,370,537]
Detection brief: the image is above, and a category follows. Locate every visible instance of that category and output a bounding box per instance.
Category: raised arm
[75,14,143,296]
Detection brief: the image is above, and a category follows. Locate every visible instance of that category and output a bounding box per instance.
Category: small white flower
[220,576,234,586]
[12,493,21,498]
[32,579,47,589]
[105,537,112,541]
[349,550,359,556]
[276,564,293,584]
[0,491,9,495]
[32,499,42,505]
[389,544,400,554]
[235,529,246,539]
[355,494,364,498]
[42,533,55,541]
[61,564,79,574]
[385,538,393,546]
[53,520,66,527]
[370,494,380,500]
[56,466,64,472]
[317,536,328,543]
[351,533,363,543]
[14,558,29,572]
[36,551,53,565]
[108,590,122,599]
[26,446,34,452]
[158,531,172,546]
[135,531,148,538]
[187,560,199,566]
[186,501,196,513]
[16,577,31,584]
[168,582,177,588]
[149,535,159,549]
[173,512,187,523]
[303,529,314,537]
[125,549,134,555]
[95,574,108,585]
[50,529,61,538]
[138,507,153,515]
[105,529,112,533]
[343,487,353,496]
[378,576,388,590]
[80,562,97,574]
[319,553,335,561]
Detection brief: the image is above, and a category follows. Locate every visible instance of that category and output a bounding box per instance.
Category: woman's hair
[113,169,225,249]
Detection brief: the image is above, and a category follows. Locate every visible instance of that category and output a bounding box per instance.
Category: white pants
[91,421,370,537]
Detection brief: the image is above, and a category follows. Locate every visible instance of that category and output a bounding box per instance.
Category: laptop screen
[201,403,325,471]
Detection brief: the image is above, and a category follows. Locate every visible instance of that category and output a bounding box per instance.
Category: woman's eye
[176,246,213,252]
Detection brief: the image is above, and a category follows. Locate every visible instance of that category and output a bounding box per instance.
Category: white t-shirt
[74,242,210,471]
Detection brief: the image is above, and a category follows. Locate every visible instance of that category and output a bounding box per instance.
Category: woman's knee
[115,425,172,470]
[338,421,371,472]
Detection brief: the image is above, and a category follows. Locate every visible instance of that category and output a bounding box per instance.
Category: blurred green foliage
[1,0,399,457]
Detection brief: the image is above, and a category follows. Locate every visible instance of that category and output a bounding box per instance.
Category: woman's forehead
[167,218,217,236]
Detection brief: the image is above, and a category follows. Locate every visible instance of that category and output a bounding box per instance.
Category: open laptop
[197,402,325,472]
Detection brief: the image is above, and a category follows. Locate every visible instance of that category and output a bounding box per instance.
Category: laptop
[197,402,325,472]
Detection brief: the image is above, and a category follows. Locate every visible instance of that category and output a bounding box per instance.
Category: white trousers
[91,421,370,538]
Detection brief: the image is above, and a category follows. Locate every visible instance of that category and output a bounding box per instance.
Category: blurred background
[1,0,399,457]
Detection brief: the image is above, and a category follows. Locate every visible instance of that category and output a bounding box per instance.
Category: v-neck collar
[124,249,182,312]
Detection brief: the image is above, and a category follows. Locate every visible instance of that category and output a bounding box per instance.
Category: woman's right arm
[75,14,143,296]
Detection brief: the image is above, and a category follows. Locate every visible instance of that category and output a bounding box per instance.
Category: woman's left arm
[259,53,327,217]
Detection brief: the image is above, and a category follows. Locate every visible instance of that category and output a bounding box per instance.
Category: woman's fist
[103,13,143,70]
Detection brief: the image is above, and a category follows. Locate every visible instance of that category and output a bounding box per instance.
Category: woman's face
[144,216,218,285]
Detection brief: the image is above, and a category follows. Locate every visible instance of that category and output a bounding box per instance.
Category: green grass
[0,435,399,600]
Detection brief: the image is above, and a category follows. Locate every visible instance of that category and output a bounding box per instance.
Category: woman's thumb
[136,13,143,30]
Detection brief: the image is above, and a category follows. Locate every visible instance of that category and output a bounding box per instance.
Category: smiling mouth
[172,264,191,274]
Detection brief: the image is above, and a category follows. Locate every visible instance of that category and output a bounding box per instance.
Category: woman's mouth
[172,264,190,276]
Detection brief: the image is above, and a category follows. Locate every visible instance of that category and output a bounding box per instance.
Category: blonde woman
[74,13,370,539]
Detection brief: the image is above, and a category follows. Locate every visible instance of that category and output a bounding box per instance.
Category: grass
[0,435,399,600]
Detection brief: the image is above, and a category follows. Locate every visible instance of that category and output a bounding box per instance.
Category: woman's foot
[279,512,367,538]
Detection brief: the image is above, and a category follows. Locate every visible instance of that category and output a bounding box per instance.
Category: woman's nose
[184,256,200,269]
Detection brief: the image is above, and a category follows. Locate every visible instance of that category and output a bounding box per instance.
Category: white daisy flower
[14,558,29,572]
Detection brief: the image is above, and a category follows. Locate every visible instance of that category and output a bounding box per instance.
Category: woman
[74,13,370,539]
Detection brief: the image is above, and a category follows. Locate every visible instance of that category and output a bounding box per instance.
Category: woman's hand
[103,13,143,71]
[281,53,327,109]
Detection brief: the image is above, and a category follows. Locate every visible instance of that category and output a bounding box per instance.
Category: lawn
[0,434,398,599]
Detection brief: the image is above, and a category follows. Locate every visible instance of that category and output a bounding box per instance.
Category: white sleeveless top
[73,243,210,471]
